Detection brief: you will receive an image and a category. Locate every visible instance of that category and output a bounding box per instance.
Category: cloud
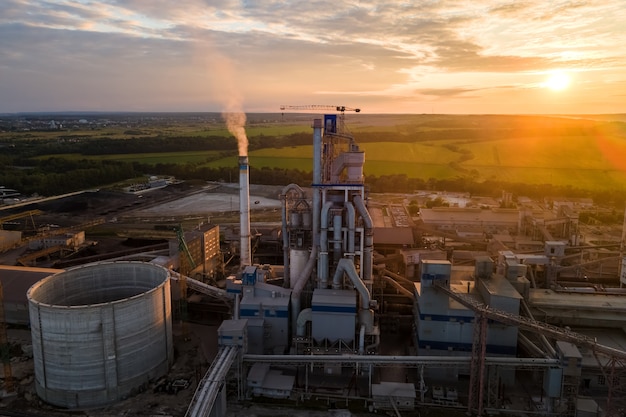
[416,88,482,98]
[0,0,625,113]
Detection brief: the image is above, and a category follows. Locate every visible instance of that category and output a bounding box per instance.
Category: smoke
[223,108,248,157]
[194,35,248,156]
[213,54,247,156]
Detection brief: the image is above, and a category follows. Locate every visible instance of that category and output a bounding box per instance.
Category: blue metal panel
[417,312,474,323]
[263,309,289,318]
[240,308,261,317]
[311,305,357,314]
[324,114,337,134]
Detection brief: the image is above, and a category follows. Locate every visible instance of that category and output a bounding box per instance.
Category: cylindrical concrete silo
[27,261,173,408]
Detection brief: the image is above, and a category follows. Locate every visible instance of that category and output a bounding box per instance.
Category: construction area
[1,109,626,417]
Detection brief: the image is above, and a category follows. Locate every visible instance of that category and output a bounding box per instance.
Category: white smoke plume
[195,36,248,156]
[223,108,248,157]
[218,67,248,156]
[215,56,247,156]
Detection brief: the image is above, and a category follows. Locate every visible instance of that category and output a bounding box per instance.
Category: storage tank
[27,261,173,408]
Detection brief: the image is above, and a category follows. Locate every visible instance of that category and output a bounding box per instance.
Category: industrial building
[2,111,626,417]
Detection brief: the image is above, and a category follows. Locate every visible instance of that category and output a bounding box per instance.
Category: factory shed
[528,289,626,328]
[372,381,416,410]
[0,265,63,325]
[247,363,295,399]
[369,206,415,245]
[420,207,519,232]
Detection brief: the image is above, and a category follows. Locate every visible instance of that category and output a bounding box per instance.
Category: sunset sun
[545,72,571,91]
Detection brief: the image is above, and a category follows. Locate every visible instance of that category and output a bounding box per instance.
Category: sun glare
[545,72,571,91]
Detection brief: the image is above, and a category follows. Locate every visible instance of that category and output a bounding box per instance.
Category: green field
[16,114,626,191]
[39,133,626,190]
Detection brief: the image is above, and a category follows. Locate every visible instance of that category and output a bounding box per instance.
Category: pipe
[242,354,561,367]
[382,276,415,299]
[239,156,251,268]
[345,202,355,259]
[290,245,318,335]
[332,258,374,332]
[296,308,312,337]
[353,195,373,282]
[312,119,323,186]
[521,300,556,357]
[366,332,380,352]
[234,293,239,320]
[333,214,342,261]
[318,201,333,289]
[290,119,323,335]
[518,332,550,359]
[359,324,366,354]
[375,266,414,286]
[280,183,307,288]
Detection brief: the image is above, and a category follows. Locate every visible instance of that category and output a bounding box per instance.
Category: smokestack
[239,155,251,268]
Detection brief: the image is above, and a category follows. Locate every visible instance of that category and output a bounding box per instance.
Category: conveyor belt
[433,281,626,360]
[185,346,238,417]
[170,272,231,302]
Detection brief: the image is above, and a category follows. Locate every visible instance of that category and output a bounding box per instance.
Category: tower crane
[279,105,361,135]
[279,104,360,113]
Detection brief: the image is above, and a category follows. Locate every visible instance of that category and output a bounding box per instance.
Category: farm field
[5,113,626,192]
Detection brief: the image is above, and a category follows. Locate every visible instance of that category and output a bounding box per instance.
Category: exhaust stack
[239,155,251,268]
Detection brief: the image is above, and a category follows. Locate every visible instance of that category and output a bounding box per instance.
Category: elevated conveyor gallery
[185,346,238,417]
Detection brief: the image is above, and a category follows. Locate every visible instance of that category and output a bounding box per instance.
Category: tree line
[1,132,314,158]
[2,155,623,208]
[1,129,625,207]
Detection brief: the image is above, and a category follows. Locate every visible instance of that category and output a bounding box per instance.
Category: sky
[1,0,626,114]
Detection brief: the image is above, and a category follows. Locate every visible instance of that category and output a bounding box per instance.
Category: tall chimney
[239,155,251,267]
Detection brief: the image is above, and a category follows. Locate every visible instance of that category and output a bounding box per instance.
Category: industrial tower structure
[281,114,379,354]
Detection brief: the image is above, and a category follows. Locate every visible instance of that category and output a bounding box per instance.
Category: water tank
[27,261,173,408]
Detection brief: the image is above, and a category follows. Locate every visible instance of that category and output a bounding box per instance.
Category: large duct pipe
[290,119,323,334]
[375,266,414,286]
[345,202,355,260]
[319,201,333,289]
[239,156,251,268]
[354,195,373,282]
[296,308,312,337]
[359,324,366,355]
[382,276,415,300]
[332,258,374,332]
[290,245,318,335]
[333,214,343,264]
[312,119,322,187]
